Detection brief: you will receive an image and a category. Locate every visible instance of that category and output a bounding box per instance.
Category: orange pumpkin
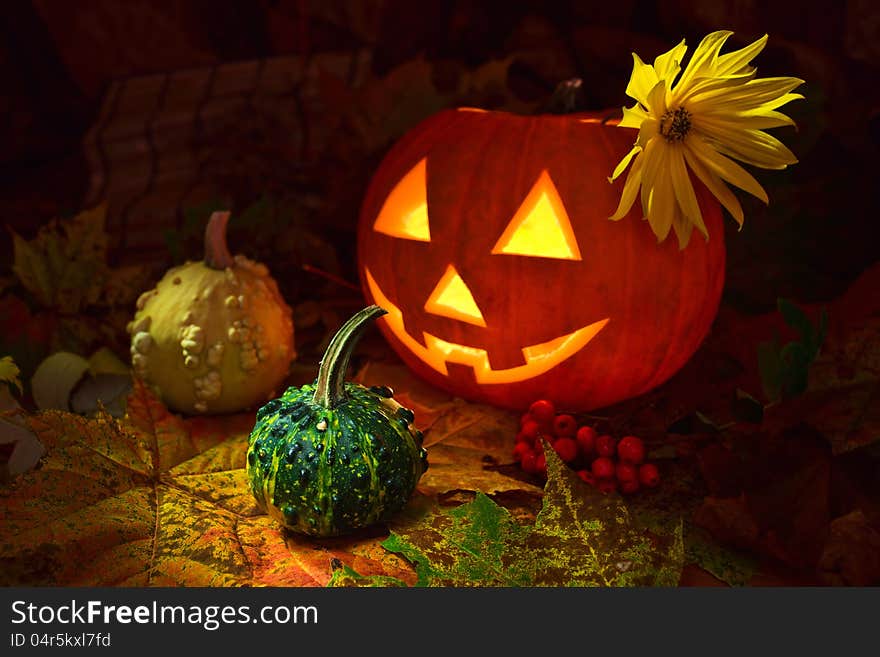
[356,108,725,412]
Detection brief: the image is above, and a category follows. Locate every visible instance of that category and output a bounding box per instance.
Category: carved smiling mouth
[365,268,609,384]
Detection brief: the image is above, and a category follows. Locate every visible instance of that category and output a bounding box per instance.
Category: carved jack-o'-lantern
[356,108,726,412]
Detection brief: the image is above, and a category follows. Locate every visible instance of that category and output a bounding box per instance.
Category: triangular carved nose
[424,264,486,327]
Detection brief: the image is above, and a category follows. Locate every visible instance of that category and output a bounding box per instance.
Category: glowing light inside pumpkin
[373,158,431,241]
[365,268,609,383]
[492,170,581,260]
[424,264,487,326]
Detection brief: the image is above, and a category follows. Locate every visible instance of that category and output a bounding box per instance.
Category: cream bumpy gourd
[127,211,295,414]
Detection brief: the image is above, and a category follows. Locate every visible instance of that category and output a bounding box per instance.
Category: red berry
[615,462,639,483]
[528,399,556,424]
[576,425,597,457]
[596,478,618,494]
[520,450,538,474]
[639,463,661,488]
[553,437,578,463]
[617,436,646,465]
[591,456,615,480]
[520,412,532,427]
[577,470,595,485]
[553,414,577,437]
[512,441,531,460]
[515,430,531,444]
[535,452,547,476]
[596,435,617,458]
[520,420,541,440]
[619,479,640,495]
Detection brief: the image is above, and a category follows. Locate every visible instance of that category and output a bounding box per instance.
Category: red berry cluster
[513,399,661,495]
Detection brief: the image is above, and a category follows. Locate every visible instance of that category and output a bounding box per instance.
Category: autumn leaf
[524,441,684,586]
[375,443,684,587]
[817,510,880,586]
[345,57,451,154]
[322,56,530,156]
[11,205,109,314]
[0,380,416,586]
[419,401,543,497]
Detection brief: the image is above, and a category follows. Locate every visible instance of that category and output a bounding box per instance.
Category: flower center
[659,106,692,142]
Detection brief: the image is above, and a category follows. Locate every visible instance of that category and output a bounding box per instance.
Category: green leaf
[380,443,684,587]
[758,338,783,402]
[758,300,830,403]
[382,492,531,586]
[0,356,23,396]
[780,341,811,398]
[778,298,814,350]
[685,529,757,587]
[326,563,408,588]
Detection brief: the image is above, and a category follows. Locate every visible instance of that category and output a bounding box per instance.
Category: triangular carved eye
[373,158,431,241]
[492,170,581,260]
[424,264,486,327]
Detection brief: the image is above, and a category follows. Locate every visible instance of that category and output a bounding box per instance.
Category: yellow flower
[607,31,804,248]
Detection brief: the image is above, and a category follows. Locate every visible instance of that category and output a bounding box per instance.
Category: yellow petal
[625,53,659,106]
[610,144,641,182]
[609,151,645,221]
[672,206,695,249]
[636,117,659,148]
[697,109,796,130]
[692,119,798,169]
[689,77,804,112]
[668,146,708,237]
[676,31,734,91]
[619,103,649,128]
[638,137,663,205]
[683,146,745,226]
[646,155,675,242]
[653,39,688,81]
[645,79,668,115]
[687,134,769,203]
[714,34,768,76]
[675,70,755,105]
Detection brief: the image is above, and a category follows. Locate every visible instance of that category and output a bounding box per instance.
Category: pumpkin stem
[543,77,587,114]
[314,305,388,408]
[204,211,236,270]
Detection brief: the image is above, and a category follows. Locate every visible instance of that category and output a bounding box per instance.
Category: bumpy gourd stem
[204,211,236,270]
[314,305,388,408]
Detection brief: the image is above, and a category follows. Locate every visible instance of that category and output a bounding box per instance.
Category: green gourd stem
[314,305,388,408]
[204,211,235,270]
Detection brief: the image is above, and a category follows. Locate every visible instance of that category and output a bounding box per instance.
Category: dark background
[1,0,879,588]
[2,0,877,312]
